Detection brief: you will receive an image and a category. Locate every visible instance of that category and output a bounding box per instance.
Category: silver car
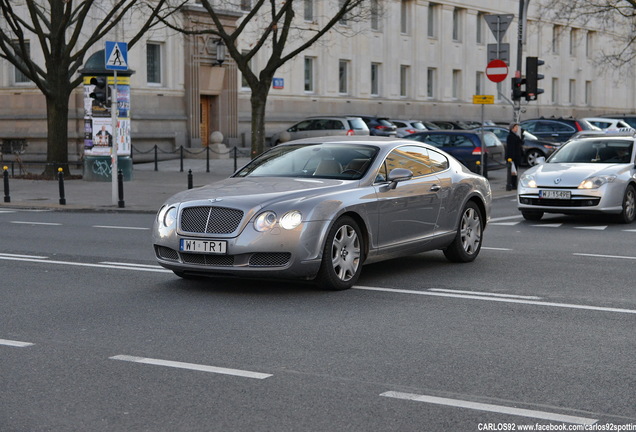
[153,137,492,290]
[517,132,636,223]
[269,116,369,146]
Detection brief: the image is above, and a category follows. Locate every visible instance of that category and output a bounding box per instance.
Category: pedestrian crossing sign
[105,41,128,71]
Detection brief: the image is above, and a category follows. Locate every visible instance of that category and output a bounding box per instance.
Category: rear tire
[443,201,483,263]
[525,149,544,167]
[316,216,364,290]
[617,184,636,224]
[521,210,544,221]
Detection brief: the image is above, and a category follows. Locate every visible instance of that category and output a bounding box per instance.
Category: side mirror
[536,156,546,164]
[387,168,413,189]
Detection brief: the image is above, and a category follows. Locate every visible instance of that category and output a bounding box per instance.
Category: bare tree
[0,0,182,177]
[180,0,372,157]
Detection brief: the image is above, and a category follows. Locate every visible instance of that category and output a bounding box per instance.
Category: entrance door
[200,95,211,147]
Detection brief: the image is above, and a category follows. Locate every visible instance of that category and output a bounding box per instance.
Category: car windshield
[549,139,633,164]
[234,143,379,180]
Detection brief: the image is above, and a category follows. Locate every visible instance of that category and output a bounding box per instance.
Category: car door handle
[430,185,441,192]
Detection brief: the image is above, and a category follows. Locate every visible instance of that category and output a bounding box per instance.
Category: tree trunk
[44,93,70,178]
[250,84,270,158]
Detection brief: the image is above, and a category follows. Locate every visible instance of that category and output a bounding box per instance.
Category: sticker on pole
[105,41,128,71]
[486,59,508,83]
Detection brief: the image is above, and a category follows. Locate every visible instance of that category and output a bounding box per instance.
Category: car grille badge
[209,198,223,203]
[554,178,562,184]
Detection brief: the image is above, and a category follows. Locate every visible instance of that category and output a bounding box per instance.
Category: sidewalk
[0,158,517,213]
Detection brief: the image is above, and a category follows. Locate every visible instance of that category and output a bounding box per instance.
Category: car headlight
[519,174,537,188]
[578,175,616,189]
[157,205,177,228]
[254,211,277,232]
[279,210,303,230]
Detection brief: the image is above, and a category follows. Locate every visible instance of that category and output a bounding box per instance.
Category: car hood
[162,177,351,210]
[528,162,626,187]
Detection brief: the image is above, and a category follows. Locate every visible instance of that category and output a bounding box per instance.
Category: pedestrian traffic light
[89,77,111,107]
[511,77,526,101]
[525,57,545,101]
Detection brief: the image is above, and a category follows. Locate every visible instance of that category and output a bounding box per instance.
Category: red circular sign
[486,59,508,83]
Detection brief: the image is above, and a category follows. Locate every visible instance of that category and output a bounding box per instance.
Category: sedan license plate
[539,190,571,200]
[179,239,227,254]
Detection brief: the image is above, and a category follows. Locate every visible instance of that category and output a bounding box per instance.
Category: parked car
[582,117,633,131]
[472,125,560,166]
[390,119,429,137]
[430,120,477,130]
[352,115,397,137]
[520,117,598,143]
[269,116,370,145]
[600,114,636,129]
[152,136,492,290]
[403,130,506,173]
[517,131,636,223]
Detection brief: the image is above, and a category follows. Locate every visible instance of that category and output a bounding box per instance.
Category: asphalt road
[1,201,635,431]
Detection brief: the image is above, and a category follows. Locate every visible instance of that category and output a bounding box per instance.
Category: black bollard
[117,169,125,208]
[506,158,513,191]
[188,169,193,189]
[3,166,10,203]
[57,168,66,205]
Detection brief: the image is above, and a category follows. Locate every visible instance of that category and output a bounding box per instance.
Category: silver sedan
[153,137,492,290]
[517,132,636,223]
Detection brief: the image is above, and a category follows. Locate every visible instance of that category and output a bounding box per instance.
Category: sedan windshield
[549,139,633,164]
[234,143,379,179]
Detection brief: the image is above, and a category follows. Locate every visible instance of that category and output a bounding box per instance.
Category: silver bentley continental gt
[152,137,492,290]
[517,131,636,223]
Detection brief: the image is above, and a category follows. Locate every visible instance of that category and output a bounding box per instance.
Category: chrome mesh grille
[180,253,235,267]
[180,206,244,234]
[155,245,179,261]
[249,253,291,267]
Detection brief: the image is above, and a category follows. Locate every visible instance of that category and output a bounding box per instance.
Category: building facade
[0,0,634,157]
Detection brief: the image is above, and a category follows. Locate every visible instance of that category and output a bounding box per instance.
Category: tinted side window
[348,118,368,130]
[552,122,575,132]
[427,149,449,172]
[483,133,500,147]
[383,145,434,177]
[522,121,537,132]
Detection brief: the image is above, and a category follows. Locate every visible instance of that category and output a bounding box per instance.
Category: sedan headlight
[254,211,277,232]
[519,173,537,188]
[578,175,616,189]
[157,205,177,228]
[279,210,303,230]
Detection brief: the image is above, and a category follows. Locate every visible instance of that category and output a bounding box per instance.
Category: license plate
[539,190,571,200]
[179,239,227,254]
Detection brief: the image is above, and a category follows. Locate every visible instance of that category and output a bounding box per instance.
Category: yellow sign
[473,95,495,104]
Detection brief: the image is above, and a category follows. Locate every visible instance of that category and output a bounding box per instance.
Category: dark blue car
[404,130,506,174]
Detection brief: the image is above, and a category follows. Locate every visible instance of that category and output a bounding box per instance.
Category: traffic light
[511,77,526,101]
[89,77,111,107]
[525,56,544,101]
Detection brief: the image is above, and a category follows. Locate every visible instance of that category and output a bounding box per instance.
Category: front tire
[617,184,636,224]
[525,149,544,167]
[316,216,364,290]
[443,201,483,263]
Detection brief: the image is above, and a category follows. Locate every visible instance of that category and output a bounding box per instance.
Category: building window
[400,65,410,97]
[586,31,594,58]
[570,28,578,57]
[241,50,252,89]
[371,63,381,96]
[569,79,576,105]
[452,8,463,42]
[12,40,30,84]
[339,60,349,94]
[552,25,561,54]
[240,0,251,11]
[452,70,462,99]
[475,71,484,95]
[339,0,349,25]
[551,77,559,104]
[400,0,410,34]
[585,80,592,106]
[428,3,438,38]
[427,68,436,98]
[370,0,380,31]
[146,42,162,84]
[304,0,313,21]
[304,57,315,92]
[476,12,485,45]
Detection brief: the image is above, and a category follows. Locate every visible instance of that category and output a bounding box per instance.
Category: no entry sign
[486,59,508,83]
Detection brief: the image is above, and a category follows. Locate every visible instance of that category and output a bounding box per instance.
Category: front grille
[520,197,601,207]
[249,253,291,267]
[180,253,235,267]
[181,206,244,234]
[155,245,179,261]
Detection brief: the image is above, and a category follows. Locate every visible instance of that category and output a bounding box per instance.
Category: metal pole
[480,105,485,177]
[117,169,125,208]
[3,166,9,203]
[57,168,66,205]
[111,70,119,205]
[514,0,529,124]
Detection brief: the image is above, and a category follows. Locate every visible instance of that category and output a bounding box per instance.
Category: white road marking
[428,289,542,300]
[574,226,607,230]
[100,261,164,269]
[380,391,597,425]
[93,225,149,230]
[489,215,523,222]
[482,246,513,251]
[0,255,172,273]
[10,221,61,226]
[574,253,636,261]
[110,355,272,379]
[0,338,34,347]
[532,223,562,228]
[353,286,636,315]
[0,252,48,259]
[490,222,520,226]
[623,229,636,232]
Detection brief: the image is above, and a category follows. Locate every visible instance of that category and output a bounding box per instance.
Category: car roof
[410,129,486,135]
[277,136,408,147]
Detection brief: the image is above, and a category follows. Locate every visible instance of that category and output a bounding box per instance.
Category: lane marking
[482,246,513,251]
[574,226,607,231]
[0,252,48,259]
[490,222,520,226]
[532,223,562,228]
[93,225,149,231]
[574,253,636,261]
[428,289,542,300]
[100,261,164,269]
[490,215,523,222]
[110,355,272,379]
[10,221,61,226]
[380,391,597,425]
[353,286,636,315]
[0,255,172,273]
[0,338,34,347]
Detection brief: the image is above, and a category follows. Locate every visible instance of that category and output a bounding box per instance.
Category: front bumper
[517,186,622,214]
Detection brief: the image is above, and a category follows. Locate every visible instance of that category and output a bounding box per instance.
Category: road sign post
[473,95,495,177]
[486,59,509,83]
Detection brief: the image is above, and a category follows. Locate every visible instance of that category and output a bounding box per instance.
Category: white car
[582,117,634,131]
[517,132,636,223]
